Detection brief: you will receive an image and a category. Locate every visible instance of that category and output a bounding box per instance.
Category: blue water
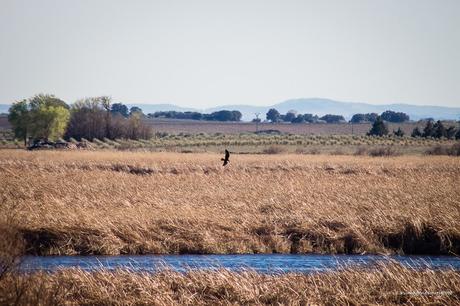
[20,254,460,274]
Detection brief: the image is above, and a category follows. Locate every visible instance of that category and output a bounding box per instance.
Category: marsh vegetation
[1,151,459,256]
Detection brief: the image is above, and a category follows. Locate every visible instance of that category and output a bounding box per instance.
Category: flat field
[1,150,459,256]
[145,118,424,135]
[0,115,425,135]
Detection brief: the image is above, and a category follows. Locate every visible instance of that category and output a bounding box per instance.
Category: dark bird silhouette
[221,149,230,166]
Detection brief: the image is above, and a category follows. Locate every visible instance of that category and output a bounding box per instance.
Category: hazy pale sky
[1,0,459,108]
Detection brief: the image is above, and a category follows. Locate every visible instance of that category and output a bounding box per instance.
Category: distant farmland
[143,118,424,135]
[0,114,440,136]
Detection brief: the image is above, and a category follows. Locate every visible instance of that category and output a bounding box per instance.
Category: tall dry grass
[1,150,460,255]
[0,264,459,305]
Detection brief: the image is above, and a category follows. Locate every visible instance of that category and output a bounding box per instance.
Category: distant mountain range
[2,98,460,121]
[205,98,460,121]
[129,98,460,121]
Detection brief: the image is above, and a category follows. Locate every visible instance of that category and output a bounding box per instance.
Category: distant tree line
[351,110,410,123]
[8,94,152,144]
[367,115,460,139]
[149,110,242,122]
[411,120,460,139]
[265,109,346,123]
[352,110,409,123]
[265,109,411,124]
[66,98,152,140]
[350,113,379,123]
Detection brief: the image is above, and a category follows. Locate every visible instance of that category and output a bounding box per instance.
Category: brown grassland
[1,150,459,256]
[0,264,459,305]
[1,149,460,305]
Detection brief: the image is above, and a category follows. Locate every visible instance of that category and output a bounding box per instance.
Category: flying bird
[221,149,230,166]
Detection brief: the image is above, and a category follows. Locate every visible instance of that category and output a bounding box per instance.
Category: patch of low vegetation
[425,143,460,156]
[368,147,399,157]
[262,145,285,154]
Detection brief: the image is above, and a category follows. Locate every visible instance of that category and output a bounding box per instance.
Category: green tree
[8,94,70,144]
[283,111,296,122]
[129,106,143,116]
[266,108,280,122]
[433,120,446,138]
[8,100,31,146]
[446,126,457,139]
[29,93,69,110]
[422,120,435,137]
[393,127,404,137]
[32,104,70,141]
[411,127,422,137]
[367,116,388,136]
[111,103,129,117]
[28,94,70,141]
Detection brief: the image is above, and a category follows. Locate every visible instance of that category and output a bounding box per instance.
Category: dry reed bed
[1,150,460,255]
[0,264,459,305]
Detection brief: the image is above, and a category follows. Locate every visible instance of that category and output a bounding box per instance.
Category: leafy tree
[231,110,242,121]
[129,106,143,116]
[266,108,280,122]
[283,111,296,122]
[111,103,129,117]
[350,113,365,123]
[8,94,70,143]
[32,104,70,141]
[303,114,317,123]
[380,110,410,123]
[367,113,379,123]
[8,100,31,146]
[291,113,318,124]
[446,126,457,139]
[190,112,202,120]
[456,127,460,140]
[204,110,242,121]
[291,114,305,123]
[433,120,447,138]
[319,114,345,123]
[393,127,404,137]
[422,120,435,137]
[350,113,378,123]
[29,93,69,110]
[411,127,422,137]
[367,116,388,136]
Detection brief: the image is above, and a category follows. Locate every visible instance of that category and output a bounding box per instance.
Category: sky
[0,0,459,108]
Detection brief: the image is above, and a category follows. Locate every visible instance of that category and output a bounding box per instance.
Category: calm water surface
[20,254,460,274]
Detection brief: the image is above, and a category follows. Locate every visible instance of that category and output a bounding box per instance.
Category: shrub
[263,145,285,154]
[411,127,422,137]
[426,143,460,156]
[393,128,404,137]
[353,146,368,156]
[368,147,398,157]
